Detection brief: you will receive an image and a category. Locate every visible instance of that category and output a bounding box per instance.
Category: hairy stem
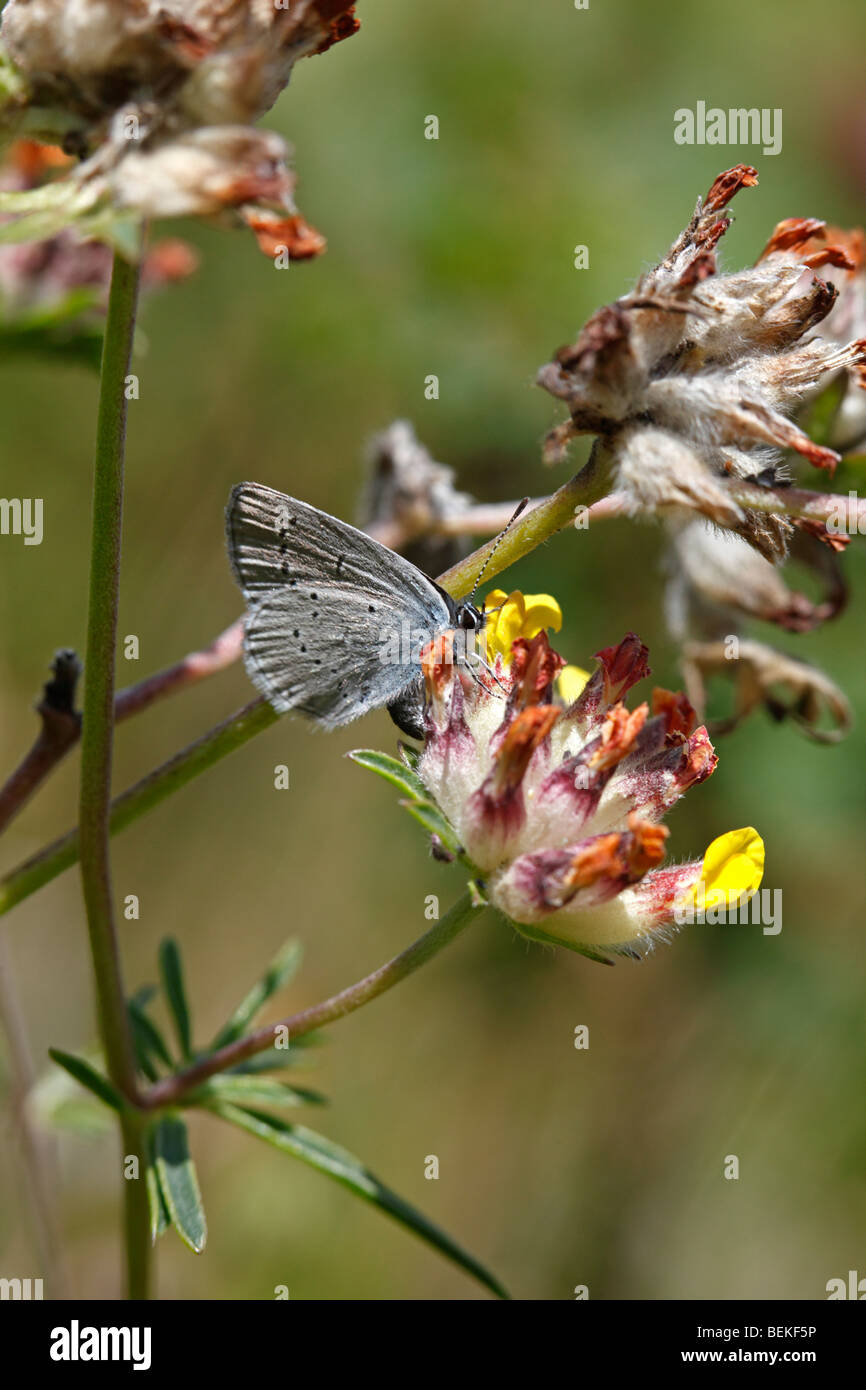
[78,249,141,1103]
[120,1109,152,1300]
[430,490,628,539]
[143,890,484,1109]
[77,249,148,1299]
[437,447,613,598]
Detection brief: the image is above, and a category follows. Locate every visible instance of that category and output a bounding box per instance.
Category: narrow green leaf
[399,798,462,857]
[193,1075,326,1108]
[31,1055,114,1135]
[128,999,174,1074]
[145,1126,170,1241]
[48,1048,125,1113]
[158,938,192,1060]
[348,749,429,803]
[514,920,616,966]
[211,1104,508,1300]
[145,1163,171,1243]
[153,1114,207,1254]
[211,938,303,1049]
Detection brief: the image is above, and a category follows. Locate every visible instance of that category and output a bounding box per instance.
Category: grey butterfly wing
[227,483,446,607]
[226,483,452,726]
[242,585,432,726]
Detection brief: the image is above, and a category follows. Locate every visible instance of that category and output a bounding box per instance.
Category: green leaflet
[146,1167,171,1242]
[211,938,303,1049]
[47,1048,125,1113]
[513,918,617,966]
[31,1057,115,1136]
[152,1113,207,1254]
[209,1103,509,1300]
[158,938,192,1060]
[190,1074,326,1109]
[399,798,462,858]
[348,748,464,857]
[348,748,429,803]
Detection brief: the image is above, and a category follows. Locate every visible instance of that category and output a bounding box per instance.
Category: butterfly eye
[458,604,482,631]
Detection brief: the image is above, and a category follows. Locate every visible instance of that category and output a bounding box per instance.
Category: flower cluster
[538,164,866,562]
[797,224,866,453]
[417,593,763,961]
[537,165,866,741]
[0,0,359,256]
[0,138,197,313]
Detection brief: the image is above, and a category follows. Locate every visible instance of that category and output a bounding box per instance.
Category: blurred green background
[1,0,866,1300]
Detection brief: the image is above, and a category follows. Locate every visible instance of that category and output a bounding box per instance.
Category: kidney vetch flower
[416,592,764,962]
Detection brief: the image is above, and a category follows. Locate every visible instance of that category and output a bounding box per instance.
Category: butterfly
[225,482,495,737]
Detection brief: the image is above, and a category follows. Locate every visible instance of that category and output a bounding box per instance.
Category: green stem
[78,249,145,1298]
[78,249,141,1102]
[0,699,277,918]
[143,890,484,1109]
[437,445,612,597]
[120,1109,152,1300]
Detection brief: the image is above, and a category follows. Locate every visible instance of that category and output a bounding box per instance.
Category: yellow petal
[484,588,510,612]
[692,826,764,908]
[557,664,590,704]
[521,595,563,638]
[483,590,525,663]
[483,589,564,664]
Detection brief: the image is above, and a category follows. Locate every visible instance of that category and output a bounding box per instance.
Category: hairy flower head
[538,165,866,563]
[0,137,197,320]
[415,595,760,961]
[0,0,359,255]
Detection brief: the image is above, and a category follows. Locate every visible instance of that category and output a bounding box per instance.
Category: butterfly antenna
[469,497,530,605]
[464,648,509,698]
